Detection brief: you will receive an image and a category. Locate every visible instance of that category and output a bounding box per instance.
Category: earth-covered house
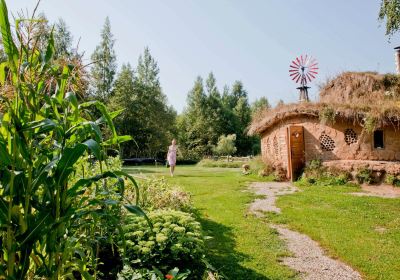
[249,72,400,181]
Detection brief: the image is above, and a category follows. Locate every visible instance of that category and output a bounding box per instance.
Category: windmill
[289,55,319,102]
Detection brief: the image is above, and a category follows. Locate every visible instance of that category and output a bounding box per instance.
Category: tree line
[1,15,271,160]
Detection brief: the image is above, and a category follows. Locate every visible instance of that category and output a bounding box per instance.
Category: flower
[165,274,174,279]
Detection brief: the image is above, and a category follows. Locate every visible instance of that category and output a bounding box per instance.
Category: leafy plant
[117,265,190,280]
[197,159,243,168]
[212,134,237,159]
[301,160,350,186]
[356,167,372,184]
[125,177,192,212]
[0,1,145,278]
[319,106,335,124]
[384,174,400,187]
[122,210,205,278]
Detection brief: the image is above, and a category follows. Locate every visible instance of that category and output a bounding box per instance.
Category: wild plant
[0,1,144,278]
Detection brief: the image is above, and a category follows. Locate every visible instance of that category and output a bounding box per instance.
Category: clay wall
[260,117,400,171]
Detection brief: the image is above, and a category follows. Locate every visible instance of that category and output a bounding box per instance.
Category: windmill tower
[289,55,319,102]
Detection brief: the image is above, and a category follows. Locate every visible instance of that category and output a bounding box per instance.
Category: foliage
[272,165,288,182]
[301,159,351,186]
[122,210,206,278]
[364,114,379,133]
[355,167,373,184]
[53,18,74,59]
[179,75,256,158]
[319,106,335,124]
[125,177,192,212]
[251,96,270,117]
[109,49,177,158]
[0,2,143,278]
[197,159,244,168]
[378,0,400,38]
[117,265,190,280]
[384,173,400,186]
[212,134,237,157]
[90,16,117,103]
[248,156,273,177]
[124,166,296,279]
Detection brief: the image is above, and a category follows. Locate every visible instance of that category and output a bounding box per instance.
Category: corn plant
[0,0,144,278]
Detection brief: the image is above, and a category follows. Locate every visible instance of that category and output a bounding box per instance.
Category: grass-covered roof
[249,72,400,135]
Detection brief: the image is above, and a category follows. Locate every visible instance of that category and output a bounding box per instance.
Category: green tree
[379,0,400,37]
[53,18,73,58]
[109,48,176,158]
[181,76,210,157]
[251,96,270,116]
[213,134,237,159]
[225,81,252,155]
[90,17,116,102]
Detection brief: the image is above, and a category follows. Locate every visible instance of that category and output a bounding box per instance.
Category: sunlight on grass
[276,183,400,280]
[124,165,296,280]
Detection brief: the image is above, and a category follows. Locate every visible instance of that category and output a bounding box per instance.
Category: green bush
[197,159,244,168]
[122,210,205,277]
[356,167,372,184]
[301,159,351,186]
[117,265,190,280]
[384,174,400,187]
[125,177,192,212]
[249,156,272,176]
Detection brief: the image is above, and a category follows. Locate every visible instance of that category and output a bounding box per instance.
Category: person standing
[167,139,178,177]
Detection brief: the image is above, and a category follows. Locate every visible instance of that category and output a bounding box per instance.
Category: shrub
[125,177,192,212]
[122,210,205,277]
[197,159,243,168]
[117,265,190,280]
[384,174,400,187]
[356,167,372,184]
[248,156,273,177]
[301,159,351,185]
[273,165,287,182]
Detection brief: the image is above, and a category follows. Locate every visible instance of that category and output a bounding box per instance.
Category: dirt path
[249,182,362,280]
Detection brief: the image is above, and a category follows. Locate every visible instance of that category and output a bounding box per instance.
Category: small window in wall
[344,128,358,145]
[373,130,384,149]
[319,133,335,151]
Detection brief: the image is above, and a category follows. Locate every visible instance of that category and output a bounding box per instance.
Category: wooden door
[287,126,305,181]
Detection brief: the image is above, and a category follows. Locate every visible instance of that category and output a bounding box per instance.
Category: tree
[179,75,255,158]
[379,0,400,37]
[109,49,176,158]
[90,17,116,102]
[251,97,270,116]
[53,18,73,58]
[108,64,136,156]
[213,134,237,160]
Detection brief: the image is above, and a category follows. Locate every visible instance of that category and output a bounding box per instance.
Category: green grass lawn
[124,165,400,280]
[274,182,400,280]
[124,165,296,280]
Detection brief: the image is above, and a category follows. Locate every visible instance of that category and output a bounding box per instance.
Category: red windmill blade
[289,55,319,87]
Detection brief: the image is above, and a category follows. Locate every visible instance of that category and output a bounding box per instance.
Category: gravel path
[249,182,362,280]
[249,182,297,215]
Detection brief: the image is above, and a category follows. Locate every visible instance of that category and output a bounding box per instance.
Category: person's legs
[170,165,175,176]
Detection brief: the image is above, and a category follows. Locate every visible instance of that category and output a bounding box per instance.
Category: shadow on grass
[196,215,272,280]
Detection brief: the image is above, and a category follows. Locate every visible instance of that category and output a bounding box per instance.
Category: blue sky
[7,0,398,112]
